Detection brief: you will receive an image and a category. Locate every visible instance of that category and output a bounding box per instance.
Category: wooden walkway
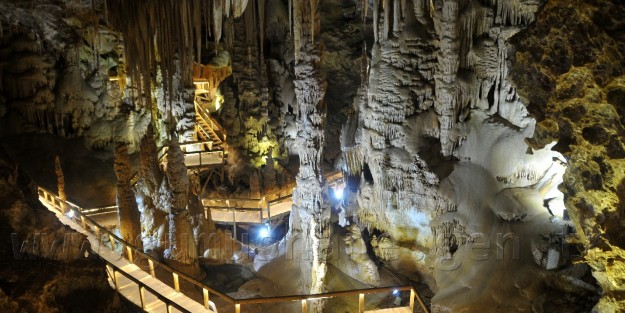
[37,186,429,313]
[39,196,215,313]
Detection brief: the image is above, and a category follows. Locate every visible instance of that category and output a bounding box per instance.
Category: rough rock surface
[511,0,625,311]
[0,148,135,313]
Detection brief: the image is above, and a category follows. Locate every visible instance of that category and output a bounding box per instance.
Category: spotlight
[392,289,399,296]
[67,210,75,218]
[334,187,343,200]
[259,223,270,238]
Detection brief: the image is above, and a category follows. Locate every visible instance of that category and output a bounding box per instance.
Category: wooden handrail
[236,286,413,305]
[37,187,236,305]
[194,100,226,142]
[38,186,429,313]
[106,262,192,313]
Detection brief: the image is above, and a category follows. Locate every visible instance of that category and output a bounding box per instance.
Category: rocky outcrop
[0,148,135,313]
[338,0,600,311]
[511,1,625,311]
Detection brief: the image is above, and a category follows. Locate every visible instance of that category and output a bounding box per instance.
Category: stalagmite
[54,156,67,214]
[289,1,329,312]
[114,142,142,249]
[164,137,199,275]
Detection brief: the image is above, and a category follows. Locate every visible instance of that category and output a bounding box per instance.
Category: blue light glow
[334,187,344,200]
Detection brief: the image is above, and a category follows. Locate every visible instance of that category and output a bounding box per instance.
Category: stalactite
[393,0,400,33]
[105,0,205,106]
[383,0,390,41]
[213,0,223,48]
[289,0,292,38]
[373,0,379,43]
[258,0,265,64]
[244,2,255,47]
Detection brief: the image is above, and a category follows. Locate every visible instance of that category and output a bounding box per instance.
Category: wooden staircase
[194,101,224,146]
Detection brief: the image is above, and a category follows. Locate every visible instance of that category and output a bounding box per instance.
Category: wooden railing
[192,63,232,90]
[202,171,345,224]
[37,186,430,313]
[106,262,192,313]
[194,100,226,143]
[38,187,231,311]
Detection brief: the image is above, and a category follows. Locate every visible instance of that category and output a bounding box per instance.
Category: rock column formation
[54,155,67,214]
[114,142,142,248]
[164,137,199,274]
[289,0,329,311]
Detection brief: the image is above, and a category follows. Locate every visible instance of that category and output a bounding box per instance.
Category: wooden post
[410,289,415,311]
[112,270,119,290]
[80,215,86,229]
[109,234,116,250]
[235,304,241,313]
[359,293,365,313]
[126,245,133,263]
[139,286,146,309]
[203,288,210,309]
[167,304,173,313]
[232,209,237,241]
[301,299,308,313]
[173,273,180,292]
[414,288,428,313]
[148,259,156,277]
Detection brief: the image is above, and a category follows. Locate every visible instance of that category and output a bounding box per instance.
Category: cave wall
[511,0,625,311]
[338,0,602,311]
